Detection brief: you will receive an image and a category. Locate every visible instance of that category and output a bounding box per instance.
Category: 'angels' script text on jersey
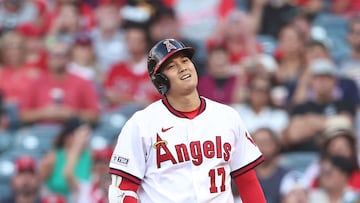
[156,135,231,168]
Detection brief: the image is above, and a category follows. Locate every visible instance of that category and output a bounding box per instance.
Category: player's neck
[165,91,201,112]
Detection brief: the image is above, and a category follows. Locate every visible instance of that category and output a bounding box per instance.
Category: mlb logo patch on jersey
[111,154,129,166]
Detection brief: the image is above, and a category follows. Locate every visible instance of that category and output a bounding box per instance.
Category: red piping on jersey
[230,155,264,178]
[109,167,142,185]
[162,97,206,119]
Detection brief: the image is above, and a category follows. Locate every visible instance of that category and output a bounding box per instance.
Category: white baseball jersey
[109,97,264,203]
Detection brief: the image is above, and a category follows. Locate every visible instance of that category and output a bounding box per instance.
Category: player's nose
[178,64,188,73]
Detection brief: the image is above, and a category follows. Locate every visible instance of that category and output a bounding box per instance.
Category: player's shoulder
[202,97,239,115]
[131,99,164,119]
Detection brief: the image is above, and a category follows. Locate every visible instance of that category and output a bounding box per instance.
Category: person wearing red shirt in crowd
[45,3,86,45]
[0,156,42,203]
[20,40,100,125]
[103,22,159,111]
[207,9,263,65]
[96,0,127,8]
[17,22,49,72]
[331,0,360,17]
[0,155,68,203]
[0,31,43,106]
[38,0,95,33]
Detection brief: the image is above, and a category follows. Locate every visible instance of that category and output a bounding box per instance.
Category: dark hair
[278,24,306,44]
[322,155,357,176]
[320,132,359,169]
[246,74,275,107]
[53,116,86,148]
[122,20,152,50]
[148,6,176,26]
[255,127,279,143]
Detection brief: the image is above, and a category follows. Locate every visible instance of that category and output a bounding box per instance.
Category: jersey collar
[162,97,206,119]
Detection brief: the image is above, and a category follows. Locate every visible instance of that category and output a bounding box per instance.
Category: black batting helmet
[148,39,195,95]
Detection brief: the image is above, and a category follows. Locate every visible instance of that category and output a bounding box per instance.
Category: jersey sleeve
[230,112,264,179]
[109,113,146,185]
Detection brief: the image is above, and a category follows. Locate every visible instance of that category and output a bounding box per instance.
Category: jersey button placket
[187,120,202,202]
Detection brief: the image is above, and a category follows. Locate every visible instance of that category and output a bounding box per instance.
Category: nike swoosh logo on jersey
[161,126,174,132]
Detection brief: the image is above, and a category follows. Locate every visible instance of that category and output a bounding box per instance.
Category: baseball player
[108,39,266,203]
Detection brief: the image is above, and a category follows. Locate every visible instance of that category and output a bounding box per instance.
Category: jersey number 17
[208,167,226,193]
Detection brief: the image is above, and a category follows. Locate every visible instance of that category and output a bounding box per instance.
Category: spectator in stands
[0,156,43,203]
[282,59,357,152]
[252,128,290,203]
[308,155,360,203]
[0,31,42,106]
[250,0,300,38]
[169,0,236,43]
[208,9,261,65]
[279,170,309,203]
[91,4,128,73]
[302,115,360,191]
[292,41,360,107]
[68,33,102,86]
[290,12,314,43]
[273,25,307,108]
[42,0,95,33]
[0,0,40,34]
[330,0,360,17]
[103,21,159,111]
[232,75,289,134]
[19,40,100,125]
[291,0,324,22]
[86,146,113,203]
[39,116,93,202]
[198,43,239,105]
[46,3,83,45]
[241,53,280,105]
[17,22,48,72]
[148,6,180,46]
[339,16,360,94]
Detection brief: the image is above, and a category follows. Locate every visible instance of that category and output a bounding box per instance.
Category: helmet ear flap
[152,73,170,95]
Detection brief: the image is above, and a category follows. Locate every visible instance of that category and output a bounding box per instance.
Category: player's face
[161,53,198,96]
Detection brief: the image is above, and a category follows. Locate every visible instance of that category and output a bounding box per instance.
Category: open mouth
[180,74,191,80]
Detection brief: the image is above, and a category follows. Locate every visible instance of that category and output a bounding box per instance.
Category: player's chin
[183,79,197,87]
[181,84,198,95]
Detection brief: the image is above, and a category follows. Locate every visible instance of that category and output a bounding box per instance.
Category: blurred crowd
[0,0,360,202]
